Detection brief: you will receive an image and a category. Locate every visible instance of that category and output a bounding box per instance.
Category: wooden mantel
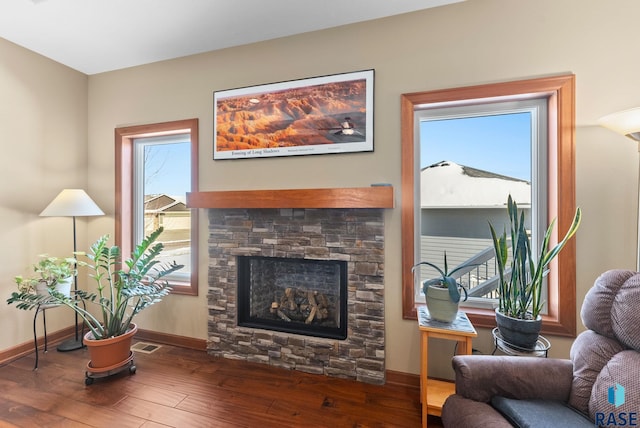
[186,186,394,209]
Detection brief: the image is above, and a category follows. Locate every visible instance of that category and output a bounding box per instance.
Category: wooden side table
[417,306,477,428]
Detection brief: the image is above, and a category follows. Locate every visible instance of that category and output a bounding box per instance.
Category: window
[116,119,199,295]
[415,99,546,310]
[133,134,191,283]
[401,75,577,337]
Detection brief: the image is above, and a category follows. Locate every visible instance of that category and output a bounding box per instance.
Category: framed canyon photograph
[213,69,374,160]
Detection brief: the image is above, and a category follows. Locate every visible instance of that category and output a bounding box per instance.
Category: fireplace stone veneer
[207,208,385,384]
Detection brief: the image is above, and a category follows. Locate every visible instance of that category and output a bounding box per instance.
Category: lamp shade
[598,107,640,142]
[40,189,104,217]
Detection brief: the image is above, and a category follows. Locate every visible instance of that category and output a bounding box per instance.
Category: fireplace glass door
[237,256,348,339]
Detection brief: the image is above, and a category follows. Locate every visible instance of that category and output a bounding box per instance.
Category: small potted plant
[8,227,183,375]
[489,195,581,349]
[412,253,476,323]
[14,255,77,298]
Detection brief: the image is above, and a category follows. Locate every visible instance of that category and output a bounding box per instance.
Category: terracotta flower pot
[84,323,137,370]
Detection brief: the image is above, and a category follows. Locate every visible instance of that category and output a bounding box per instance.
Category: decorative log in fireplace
[271,287,330,324]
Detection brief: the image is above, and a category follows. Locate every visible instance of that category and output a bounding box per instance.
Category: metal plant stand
[84,351,136,385]
[32,303,60,370]
[492,328,551,358]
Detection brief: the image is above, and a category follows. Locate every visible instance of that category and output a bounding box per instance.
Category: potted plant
[14,255,77,298]
[8,227,182,371]
[412,253,475,323]
[489,195,581,349]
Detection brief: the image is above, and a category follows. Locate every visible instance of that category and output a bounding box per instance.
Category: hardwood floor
[0,340,444,427]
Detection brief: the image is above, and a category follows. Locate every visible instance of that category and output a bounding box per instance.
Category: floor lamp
[40,189,104,352]
[599,107,640,271]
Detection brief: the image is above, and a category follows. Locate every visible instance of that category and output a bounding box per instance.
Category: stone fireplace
[206,207,386,384]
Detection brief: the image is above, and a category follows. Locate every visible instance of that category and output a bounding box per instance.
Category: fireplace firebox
[237,256,348,340]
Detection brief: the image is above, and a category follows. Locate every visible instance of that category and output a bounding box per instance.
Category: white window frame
[133,133,191,284]
[414,99,548,311]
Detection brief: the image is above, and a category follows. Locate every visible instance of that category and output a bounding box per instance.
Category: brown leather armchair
[441,270,640,427]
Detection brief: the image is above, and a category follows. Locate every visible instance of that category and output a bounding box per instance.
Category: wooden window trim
[401,75,576,338]
[115,118,199,296]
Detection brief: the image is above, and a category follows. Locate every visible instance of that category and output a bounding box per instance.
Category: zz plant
[8,227,183,340]
[489,195,581,320]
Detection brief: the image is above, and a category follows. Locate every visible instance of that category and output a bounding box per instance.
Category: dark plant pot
[425,285,459,323]
[84,323,137,371]
[495,310,541,350]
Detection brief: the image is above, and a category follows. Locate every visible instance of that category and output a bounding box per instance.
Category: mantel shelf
[186,186,394,209]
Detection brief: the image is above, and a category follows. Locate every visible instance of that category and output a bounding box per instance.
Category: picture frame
[213,69,374,160]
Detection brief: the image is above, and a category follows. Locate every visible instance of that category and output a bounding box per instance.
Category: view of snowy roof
[420,161,531,208]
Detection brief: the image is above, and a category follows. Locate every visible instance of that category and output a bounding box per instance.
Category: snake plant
[489,195,581,320]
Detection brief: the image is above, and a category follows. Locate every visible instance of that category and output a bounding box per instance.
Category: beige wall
[0,38,88,349]
[3,0,640,376]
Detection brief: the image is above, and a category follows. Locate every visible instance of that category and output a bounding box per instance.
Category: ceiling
[0,0,463,75]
